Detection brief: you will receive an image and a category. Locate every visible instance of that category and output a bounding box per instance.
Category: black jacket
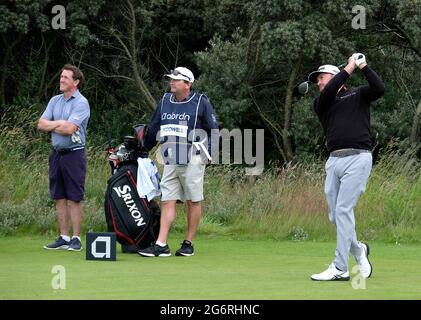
[313,66,385,152]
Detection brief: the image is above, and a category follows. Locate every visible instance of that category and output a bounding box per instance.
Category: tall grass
[1,114,421,242]
[357,145,421,243]
[203,164,330,241]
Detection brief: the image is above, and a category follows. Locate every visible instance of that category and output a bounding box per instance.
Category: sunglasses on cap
[169,69,192,81]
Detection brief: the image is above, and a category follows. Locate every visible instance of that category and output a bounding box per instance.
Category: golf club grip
[338,55,363,69]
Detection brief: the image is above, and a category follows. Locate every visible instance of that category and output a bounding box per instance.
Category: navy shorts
[49,149,87,202]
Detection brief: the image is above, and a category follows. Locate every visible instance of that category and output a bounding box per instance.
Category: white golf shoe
[356,242,372,278]
[311,263,350,281]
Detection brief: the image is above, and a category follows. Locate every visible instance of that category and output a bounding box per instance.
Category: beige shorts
[160,156,206,202]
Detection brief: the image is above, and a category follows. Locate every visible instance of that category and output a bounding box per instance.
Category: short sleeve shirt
[41,90,90,150]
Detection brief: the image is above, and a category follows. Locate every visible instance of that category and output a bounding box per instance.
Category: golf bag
[104,124,161,253]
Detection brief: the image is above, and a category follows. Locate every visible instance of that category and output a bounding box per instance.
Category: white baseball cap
[308,65,340,83]
[164,67,195,83]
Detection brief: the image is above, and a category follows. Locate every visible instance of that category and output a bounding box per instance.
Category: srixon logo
[113,185,146,227]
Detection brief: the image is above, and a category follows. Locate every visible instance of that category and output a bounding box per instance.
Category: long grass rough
[1,119,421,242]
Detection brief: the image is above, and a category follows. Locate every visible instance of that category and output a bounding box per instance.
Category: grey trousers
[324,152,372,271]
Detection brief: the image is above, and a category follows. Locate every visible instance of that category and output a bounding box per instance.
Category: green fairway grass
[1,235,421,300]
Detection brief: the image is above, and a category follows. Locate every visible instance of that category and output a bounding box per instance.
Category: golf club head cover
[353,53,366,67]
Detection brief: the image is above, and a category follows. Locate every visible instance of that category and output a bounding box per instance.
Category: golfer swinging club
[310,53,385,281]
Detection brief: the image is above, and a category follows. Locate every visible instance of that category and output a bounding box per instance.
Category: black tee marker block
[86,232,117,261]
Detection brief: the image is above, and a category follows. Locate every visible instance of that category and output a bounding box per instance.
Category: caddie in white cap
[139,66,219,258]
[309,54,385,282]
[164,67,195,83]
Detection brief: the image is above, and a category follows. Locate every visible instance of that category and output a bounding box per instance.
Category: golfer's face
[316,73,334,92]
[60,70,78,93]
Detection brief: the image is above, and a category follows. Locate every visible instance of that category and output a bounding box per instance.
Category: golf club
[296,55,362,95]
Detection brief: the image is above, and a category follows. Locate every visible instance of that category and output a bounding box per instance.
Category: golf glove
[71,130,82,144]
[353,53,366,67]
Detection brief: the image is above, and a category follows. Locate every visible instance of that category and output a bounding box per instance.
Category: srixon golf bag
[104,124,160,253]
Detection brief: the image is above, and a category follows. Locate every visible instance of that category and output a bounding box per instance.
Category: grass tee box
[1,235,421,300]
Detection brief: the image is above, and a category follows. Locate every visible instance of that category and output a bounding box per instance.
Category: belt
[53,146,85,155]
[330,148,371,157]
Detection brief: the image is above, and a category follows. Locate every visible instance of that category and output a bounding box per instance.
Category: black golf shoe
[43,236,70,250]
[138,243,171,257]
[175,240,194,256]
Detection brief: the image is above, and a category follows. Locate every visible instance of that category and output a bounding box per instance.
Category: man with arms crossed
[38,64,90,252]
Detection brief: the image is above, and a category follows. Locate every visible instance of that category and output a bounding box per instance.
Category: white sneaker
[311,263,350,281]
[356,242,372,278]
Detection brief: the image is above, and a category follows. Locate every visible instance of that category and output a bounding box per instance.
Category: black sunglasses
[170,69,191,81]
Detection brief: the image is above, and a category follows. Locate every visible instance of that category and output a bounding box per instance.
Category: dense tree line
[1,0,420,163]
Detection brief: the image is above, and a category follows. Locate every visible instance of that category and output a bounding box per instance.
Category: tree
[197,0,421,162]
[0,0,50,105]
[373,0,421,143]
[0,0,106,106]
[196,0,358,162]
[88,0,157,111]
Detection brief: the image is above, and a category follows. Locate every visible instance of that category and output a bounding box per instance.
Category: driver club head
[296,57,354,97]
[297,81,309,95]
